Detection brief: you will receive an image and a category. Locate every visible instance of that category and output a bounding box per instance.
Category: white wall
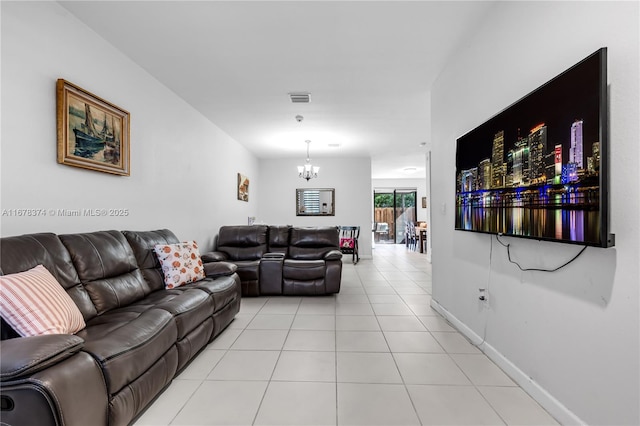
[430,2,638,425]
[0,2,259,251]
[258,157,372,258]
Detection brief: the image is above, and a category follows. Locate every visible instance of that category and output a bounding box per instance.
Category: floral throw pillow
[153,241,205,289]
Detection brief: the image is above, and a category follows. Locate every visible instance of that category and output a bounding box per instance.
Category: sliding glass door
[394,190,416,244]
[373,191,394,243]
[374,189,417,244]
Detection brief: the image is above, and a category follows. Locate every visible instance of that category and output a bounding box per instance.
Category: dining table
[415,226,427,253]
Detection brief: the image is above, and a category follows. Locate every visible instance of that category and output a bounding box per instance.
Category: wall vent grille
[289,92,311,103]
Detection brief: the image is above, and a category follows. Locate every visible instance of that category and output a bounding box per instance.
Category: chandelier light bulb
[298,140,319,181]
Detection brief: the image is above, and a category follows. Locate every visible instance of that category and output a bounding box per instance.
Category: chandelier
[297,140,319,181]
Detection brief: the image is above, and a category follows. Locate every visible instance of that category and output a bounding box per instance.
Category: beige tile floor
[135,244,559,426]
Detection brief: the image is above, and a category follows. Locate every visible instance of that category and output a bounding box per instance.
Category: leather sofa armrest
[0,334,84,381]
[324,250,343,261]
[201,251,228,262]
[204,261,237,277]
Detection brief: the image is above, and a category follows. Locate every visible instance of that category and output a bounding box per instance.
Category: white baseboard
[430,299,585,426]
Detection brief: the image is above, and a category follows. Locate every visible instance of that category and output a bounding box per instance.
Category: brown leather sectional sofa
[0,229,241,426]
[202,225,343,296]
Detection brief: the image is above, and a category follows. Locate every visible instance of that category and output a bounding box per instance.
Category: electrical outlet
[478,288,486,301]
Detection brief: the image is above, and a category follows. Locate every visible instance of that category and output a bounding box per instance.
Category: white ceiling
[59,1,494,179]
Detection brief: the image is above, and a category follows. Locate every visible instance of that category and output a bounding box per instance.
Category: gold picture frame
[56,79,130,176]
[237,173,249,202]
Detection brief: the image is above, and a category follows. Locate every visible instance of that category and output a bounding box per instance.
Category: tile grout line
[167,302,262,426]
[250,297,301,426]
[373,255,425,426]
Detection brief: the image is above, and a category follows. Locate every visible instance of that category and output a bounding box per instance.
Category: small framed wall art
[56,79,130,176]
[237,173,249,201]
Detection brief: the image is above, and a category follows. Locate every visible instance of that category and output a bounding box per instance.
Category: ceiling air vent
[289,92,311,103]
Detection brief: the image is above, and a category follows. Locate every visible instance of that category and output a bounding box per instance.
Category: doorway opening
[373,189,417,244]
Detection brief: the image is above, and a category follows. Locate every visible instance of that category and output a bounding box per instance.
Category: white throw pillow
[153,241,205,289]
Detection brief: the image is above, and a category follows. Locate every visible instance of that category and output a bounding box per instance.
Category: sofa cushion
[60,231,152,315]
[149,290,213,339]
[217,225,268,260]
[60,231,140,283]
[153,241,205,289]
[183,275,240,312]
[283,260,326,280]
[118,289,214,340]
[123,229,181,292]
[267,225,291,256]
[77,308,177,395]
[83,270,150,316]
[288,227,340,260]
[0,233,97,322]
[0,265,86,337]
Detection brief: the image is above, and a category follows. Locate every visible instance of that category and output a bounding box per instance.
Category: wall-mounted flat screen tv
[455,48,614,248]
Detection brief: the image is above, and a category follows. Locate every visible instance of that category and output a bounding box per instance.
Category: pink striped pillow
[0,265,85,336]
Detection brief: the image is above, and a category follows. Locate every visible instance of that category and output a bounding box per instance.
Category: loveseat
[202,225,342,296]
[0,228,241,426]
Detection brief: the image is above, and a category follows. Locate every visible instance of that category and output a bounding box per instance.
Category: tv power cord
[495,234,587,272]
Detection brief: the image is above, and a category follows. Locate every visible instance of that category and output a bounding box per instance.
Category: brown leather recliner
[0,233,110,426]
[0,229,241,426]
[203,225,342,296]
[203,225,269,296]
[282,227,343,295]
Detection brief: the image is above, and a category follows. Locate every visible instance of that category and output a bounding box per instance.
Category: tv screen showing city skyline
[455,48,613,247]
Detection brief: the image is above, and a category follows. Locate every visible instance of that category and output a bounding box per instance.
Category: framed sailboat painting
[56,79,130,176]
